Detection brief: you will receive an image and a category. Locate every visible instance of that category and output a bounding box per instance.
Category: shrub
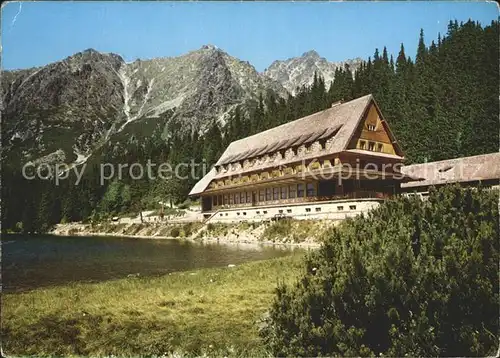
[182,222,194,237]
[169,226,180,238]
[261,219,293,241]
[177,200,191,210]
[261,186,499,357]
[14,221,23,233]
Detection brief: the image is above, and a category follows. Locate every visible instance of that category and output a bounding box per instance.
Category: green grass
[1,253,306,357]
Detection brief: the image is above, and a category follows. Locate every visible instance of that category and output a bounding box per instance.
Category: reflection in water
[2,235,302,292]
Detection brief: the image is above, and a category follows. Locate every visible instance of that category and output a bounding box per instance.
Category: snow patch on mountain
[118,65,132,120]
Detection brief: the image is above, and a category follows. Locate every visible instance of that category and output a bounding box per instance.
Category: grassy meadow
[1,252,306,357]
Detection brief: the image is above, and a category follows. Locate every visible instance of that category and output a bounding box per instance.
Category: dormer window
[367,124,376,131]
[319,139,327,150]
[438,165,453,173]
[368,142,375,151]
[360,140,366,150]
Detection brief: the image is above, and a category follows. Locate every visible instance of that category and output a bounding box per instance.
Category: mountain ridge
[1,45,361,168]
[263,50,363,94]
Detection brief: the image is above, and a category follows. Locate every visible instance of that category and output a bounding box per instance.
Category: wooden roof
[190,94,402,196]
[401,152,500,189]
[216,94,374,166]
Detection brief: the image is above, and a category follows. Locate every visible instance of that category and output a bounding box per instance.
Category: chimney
[331,99,343,108]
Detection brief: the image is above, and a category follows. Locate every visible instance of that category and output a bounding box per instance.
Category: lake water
[2,235,302,292]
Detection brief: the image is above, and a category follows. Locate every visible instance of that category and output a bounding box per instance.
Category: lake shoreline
[49,221,324,248]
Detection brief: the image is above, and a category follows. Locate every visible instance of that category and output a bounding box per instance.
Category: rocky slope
[118,45,287,130]
[2,46,360,168]
[2,49,125,165]
[263,50,362,95]
[1,45,287,167]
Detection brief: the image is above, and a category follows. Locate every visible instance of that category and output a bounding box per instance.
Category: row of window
[217,139,330,173]
[218,204,358,217]
[212,183,317,206]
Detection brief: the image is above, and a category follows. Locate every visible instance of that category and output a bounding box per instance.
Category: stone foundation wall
[206,198,383,223]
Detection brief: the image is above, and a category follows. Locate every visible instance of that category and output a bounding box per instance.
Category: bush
[177,199,192,210]
[261,219,293,241]
[261,186,499,357]
[169,226,180,238]
[181,222,194,237]
[14,221,23,233]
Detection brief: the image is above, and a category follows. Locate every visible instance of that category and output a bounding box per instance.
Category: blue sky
[2,1,498,72]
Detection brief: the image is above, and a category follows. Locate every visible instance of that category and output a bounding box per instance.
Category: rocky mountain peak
[3,45,363,169]
[66,49,124,68]
[302,50,320,58]
[201,44,219,51]
[82,48,100,54]
[263,50,362,94]
[0,45,290,168]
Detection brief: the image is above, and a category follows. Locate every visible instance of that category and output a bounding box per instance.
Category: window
[305,208,311,212]
[237,212,240,216]
[360,140,366,150]
[306,183,316,197]
[319,139,327,150]
[243,212,247,215]
[287,209,292,213]
[235,193,240,204]
[297,184,305,198]
[225,213,228,216]
[439,165,453,173]
[368,142,375,151]
[263,210,268,214]
[259,190,265,202]
[266,188,272,201]
[223,195,228,205]
[367,124,376,131]
[377,143,383,152]
[240,192,245,204]
[220,213,223,217]
[289,185,297,199]
[281,186,287,199]
[315,207,321,212]
[213,196,218,206]
[349,205,357,210]
[273,187,279,200]
[246,191,251,203]
[337,206,344,211]
[279,209,283,214]
[256,211,260,214]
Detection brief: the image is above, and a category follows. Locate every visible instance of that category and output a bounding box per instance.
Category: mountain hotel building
[189,94,420,222]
